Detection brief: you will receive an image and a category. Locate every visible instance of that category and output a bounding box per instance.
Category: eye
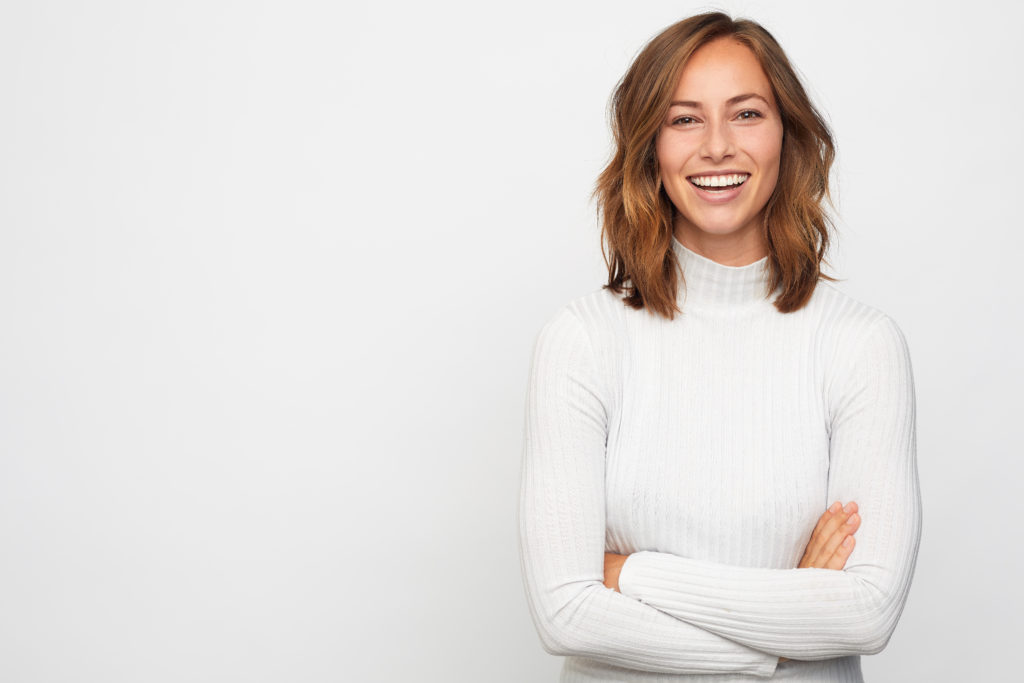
[736,109,764,120]
[671,115,699,126]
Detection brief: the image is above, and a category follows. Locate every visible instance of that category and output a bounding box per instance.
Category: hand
[798,501,860,570]
[603,553,629,591]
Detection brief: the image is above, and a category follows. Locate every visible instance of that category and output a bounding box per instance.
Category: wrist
[603,552,630,592]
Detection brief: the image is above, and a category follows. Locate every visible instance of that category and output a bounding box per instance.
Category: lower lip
[689,180,746,204]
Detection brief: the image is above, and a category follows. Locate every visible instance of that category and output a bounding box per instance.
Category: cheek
[655,131,693,172]
[749,129,783,192]
[654,135,672,171]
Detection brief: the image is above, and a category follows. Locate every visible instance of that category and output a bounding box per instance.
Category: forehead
[672,38,772,101]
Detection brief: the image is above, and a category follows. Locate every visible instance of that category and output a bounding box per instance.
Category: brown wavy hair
[595,12,837,318]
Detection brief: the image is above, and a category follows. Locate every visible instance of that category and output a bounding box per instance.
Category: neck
[671,235,775,310]
[673,223,767,267]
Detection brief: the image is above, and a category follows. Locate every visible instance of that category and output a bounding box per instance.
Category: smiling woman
[518,11,921,683]
[656,39,783,261]
[596,13,837,317]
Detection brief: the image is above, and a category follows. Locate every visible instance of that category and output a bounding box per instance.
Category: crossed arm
[604,499,863,590]
[603,500,863,665]
[518,309,921,671]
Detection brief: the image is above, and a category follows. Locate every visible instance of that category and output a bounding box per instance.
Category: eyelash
[671,109,764,125]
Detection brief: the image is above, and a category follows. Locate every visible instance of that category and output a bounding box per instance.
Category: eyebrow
[669,93,771,108]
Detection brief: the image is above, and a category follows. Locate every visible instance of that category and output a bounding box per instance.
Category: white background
[1,1,1020,681]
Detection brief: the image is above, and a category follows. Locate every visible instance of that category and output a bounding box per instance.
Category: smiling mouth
[688,173,750,191]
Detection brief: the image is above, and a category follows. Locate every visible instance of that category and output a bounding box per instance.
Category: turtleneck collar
[671,236,776,310]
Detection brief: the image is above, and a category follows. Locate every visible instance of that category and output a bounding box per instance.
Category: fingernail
[846,513,859,525]
[842,536,853,548]
[830,502,841,513]
[843,503,854,513]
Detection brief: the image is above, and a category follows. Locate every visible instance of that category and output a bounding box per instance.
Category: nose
[700,119,736,162]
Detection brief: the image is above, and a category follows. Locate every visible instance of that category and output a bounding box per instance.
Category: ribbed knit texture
[518,237,921,682]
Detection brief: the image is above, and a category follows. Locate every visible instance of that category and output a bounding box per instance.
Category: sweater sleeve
[616,314,922,661]
[518,307,780,676]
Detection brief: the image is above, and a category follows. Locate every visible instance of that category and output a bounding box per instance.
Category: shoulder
[531,288,631,387]
[808,280,911,356]
[536,287,631,346]
[809,282,914,397]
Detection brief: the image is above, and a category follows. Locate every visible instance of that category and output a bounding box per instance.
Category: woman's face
[656,38,784,252]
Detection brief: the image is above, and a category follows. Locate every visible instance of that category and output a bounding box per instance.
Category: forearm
[521,543,780,675]
[617,537,919,660]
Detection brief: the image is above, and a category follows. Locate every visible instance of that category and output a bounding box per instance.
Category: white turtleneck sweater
[518,237,921,682]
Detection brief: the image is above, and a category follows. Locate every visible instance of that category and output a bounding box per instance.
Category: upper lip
[687,170,750,178]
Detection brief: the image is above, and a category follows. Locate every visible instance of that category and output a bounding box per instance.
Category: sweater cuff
[618,552,643,597]
[620,550,743,610]
[620,550,751,604]
[619,551,664,602]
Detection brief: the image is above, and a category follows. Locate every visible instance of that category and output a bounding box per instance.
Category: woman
[518,12,921,683]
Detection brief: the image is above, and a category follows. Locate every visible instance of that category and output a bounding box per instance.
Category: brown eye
[672,116,697,125]
[737,110,763,120]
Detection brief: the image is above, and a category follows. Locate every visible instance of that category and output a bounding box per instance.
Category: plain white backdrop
[1,0,1021,681]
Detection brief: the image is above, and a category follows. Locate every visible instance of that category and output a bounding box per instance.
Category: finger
[817,510,860,564]
[799,502,843,568]
[806,501,856,565]
[824,535,856,570]
[806,502,859,567]
[808,501,841,545]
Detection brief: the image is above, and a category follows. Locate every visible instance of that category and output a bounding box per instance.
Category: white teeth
[689,173,749,188]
